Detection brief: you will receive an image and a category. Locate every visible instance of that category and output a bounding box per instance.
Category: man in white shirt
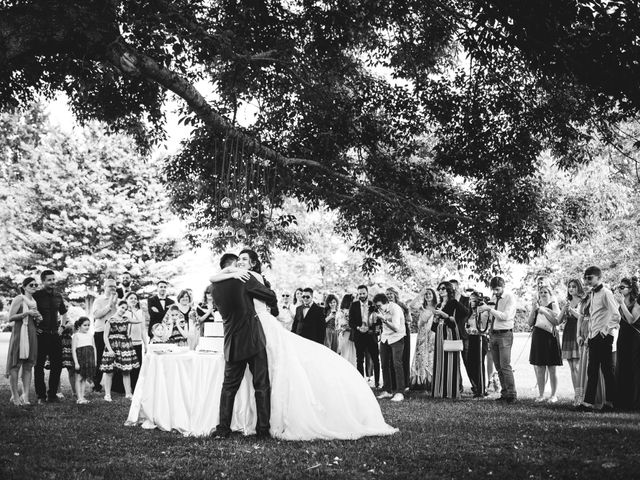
[277,292,295,331]
[373,293,406,402]
[91,277,118,392]
[478,276,518,403]
[577,266,620,412]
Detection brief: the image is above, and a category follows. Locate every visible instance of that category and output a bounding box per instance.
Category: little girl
[71,317,96,404]
[99,300,140,401]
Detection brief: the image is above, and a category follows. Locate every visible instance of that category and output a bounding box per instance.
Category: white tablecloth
[125,351,257,436]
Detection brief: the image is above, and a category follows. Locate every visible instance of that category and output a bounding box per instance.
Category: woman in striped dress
[431,281,469,399]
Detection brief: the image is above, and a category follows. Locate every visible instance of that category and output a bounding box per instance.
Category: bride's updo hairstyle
[239,249,262,274]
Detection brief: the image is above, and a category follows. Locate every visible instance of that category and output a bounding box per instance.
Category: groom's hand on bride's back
[232,270,251,282]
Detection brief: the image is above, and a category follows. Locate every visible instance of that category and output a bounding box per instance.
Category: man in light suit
[291,288,325,344]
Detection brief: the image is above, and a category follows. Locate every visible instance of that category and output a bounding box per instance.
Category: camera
[475,296,495,307]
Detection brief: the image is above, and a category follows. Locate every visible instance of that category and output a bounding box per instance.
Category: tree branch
[104,37,471,222]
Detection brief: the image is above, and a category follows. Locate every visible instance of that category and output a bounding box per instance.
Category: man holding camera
[373,293,406,402]
[477,276,518,403]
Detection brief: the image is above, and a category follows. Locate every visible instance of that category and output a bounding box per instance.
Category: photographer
[477,276,518,403]
[467,291,491,398]
[373,293,406,402]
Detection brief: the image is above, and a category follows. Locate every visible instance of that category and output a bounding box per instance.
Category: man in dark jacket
[210,253,278,439]
[291,288,325,344]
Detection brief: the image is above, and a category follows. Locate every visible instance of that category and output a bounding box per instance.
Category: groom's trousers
[218,348,271,435]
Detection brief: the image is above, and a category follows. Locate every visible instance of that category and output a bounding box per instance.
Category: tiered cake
[197,321,225,352]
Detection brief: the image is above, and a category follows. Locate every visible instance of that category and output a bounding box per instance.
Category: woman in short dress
[5,277,40,406]
[99,300,140,401]
[408,287,437,390]
[528,285,562,403]
[557,279,584,405]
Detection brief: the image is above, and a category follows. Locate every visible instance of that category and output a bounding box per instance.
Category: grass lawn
[1,334,639,479]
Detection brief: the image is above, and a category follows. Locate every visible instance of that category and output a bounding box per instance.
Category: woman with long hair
[323,294,339,352]
[386,287,411,391]
[557,279,584,405]
[204,248,397,440]
[336,294,356,365]
[431,281,468,399]
[6,277,41,405]
[614,276,640,410]
[125,292,146,390]
[408,288,437,390]
[528,285,562,403]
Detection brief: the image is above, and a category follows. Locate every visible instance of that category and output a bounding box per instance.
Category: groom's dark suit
[211,276,278,436]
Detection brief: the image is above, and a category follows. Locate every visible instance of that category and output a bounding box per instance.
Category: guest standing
[614,277,640,410]
[450,279,472,392]
[60,317,77,399]
[557,279,584,405]
[92,278,118,392]
[466,291,490,397]
[431,281,468,399]
[33,270,68,404]
[323,294,339,352]
[336,294,356,366]
[147,280,175,337]
[349,285,380,388]
[99,300,140,401]
[277,292,295,331]
[116,271,135,299]
[71,317,96,404]
[291,288,326,344]
[477,276,518,403]
[528,285,562,403]
[386,287,411,391]
[408,288,437,390]
[6,277,41,406]
[576,266,620,412]
[374,293,406,402]
[576,289,605,407]
[165,305,189,346]
[196,287,217,335]
[125,292,146,390]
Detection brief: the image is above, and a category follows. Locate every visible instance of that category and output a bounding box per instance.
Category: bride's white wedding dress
[252,273,397,440]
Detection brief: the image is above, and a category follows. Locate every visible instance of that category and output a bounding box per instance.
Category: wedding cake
[197,321,224,352]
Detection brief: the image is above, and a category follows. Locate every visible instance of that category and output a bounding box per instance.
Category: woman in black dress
[614,277,640,410]
[431,281,469,399]
[528,285,562,403]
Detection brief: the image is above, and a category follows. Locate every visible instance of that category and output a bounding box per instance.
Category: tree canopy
[1,1,638,273]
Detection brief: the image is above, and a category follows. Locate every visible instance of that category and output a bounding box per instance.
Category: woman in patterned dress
[431,282,468,399]
[408,288,437,390]
[99,300,140,401]
[557,279,584,405]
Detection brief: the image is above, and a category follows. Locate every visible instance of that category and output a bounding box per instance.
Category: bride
[209,248,398,441]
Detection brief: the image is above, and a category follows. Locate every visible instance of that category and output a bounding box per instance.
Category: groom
[210,253,279,439]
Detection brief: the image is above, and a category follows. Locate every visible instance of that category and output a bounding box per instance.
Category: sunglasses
[302,295,311,299]
[282,294,290,297]
[28,283,38,288]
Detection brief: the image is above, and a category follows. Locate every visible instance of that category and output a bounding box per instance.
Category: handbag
[443,339,463,352]
[534,314,555,334]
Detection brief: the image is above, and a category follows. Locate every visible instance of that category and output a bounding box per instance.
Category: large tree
[1,1,634,272]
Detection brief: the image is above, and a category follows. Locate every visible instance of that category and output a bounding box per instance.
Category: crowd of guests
[4,265,640,413]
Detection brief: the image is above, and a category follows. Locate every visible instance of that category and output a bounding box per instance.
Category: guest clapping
[528,285,562,403]
[6,277,41,406]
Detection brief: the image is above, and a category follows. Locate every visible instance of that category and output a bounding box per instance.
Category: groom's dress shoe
[256,430,271,440]
[211,428,231,439]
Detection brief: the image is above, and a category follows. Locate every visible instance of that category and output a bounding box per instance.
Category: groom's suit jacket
[211,277,278,362]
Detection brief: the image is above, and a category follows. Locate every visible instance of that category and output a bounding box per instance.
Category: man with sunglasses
[291,288,325,344]
[277,292,295,331]
[576,266,620,412]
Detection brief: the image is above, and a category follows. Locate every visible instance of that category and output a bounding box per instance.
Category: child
[71,317,96,404]
[60,318,77,399]
[99,300,140,401]
[166,305,189,346]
